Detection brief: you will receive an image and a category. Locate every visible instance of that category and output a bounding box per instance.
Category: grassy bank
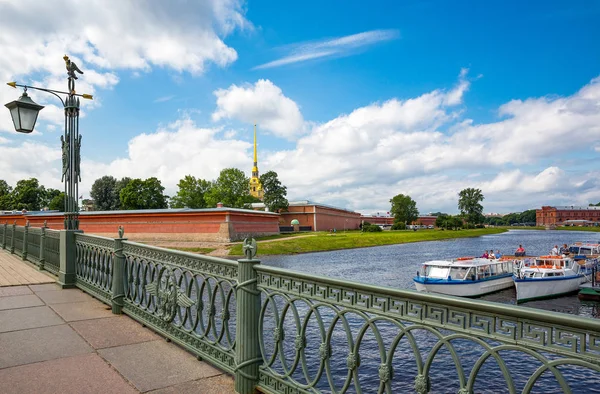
[229,228,507,256]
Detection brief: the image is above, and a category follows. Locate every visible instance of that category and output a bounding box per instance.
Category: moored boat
[413,257,515,297]
[514,256,587,303]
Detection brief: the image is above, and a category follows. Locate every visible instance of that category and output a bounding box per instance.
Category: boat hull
[514,275,585,303]
[414,276,514,297]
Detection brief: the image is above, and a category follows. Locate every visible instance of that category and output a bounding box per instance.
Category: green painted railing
[74,233,114,304]
[2,225,599,393]
[120,240,239,374]
[0,223,57,273]
[43,229,60,274]
[254,266,600,393]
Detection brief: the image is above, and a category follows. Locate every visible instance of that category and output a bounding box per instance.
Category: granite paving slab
[0,305,63,333]
[70,315,160,349]
[0,285,32,297]
[148,375,235,394]
[50,299,114,322]
[99,339,222,392]
[35,288,95,304]
[0,324,92,368]
[0,353,139,394]
[0,294,44,310]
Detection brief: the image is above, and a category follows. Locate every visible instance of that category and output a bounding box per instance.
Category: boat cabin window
[526,272,544,278]
[477,266,491,278]
[578,248,593,256]
[449,267,471,280]
[424,266,449,279]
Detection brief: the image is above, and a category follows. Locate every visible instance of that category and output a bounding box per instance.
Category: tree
[114,177,132,210]
[205,168,254,208]
[48,192,66,211]
[435,214,450,228]
[259,171,289,212]
[0,180,12,210]
[10,178,45,211]
[91,176,118,211]
[119,177,168,210]
[390,194,419,225]
[170,175,212,209]
[42,188,61,209]
[458,188,484,225]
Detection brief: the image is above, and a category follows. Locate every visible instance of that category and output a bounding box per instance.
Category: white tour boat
[413,257,515,297]
[513,256,588,303]
[569,242,600,275]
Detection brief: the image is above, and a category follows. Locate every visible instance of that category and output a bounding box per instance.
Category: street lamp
[5,55,93,230]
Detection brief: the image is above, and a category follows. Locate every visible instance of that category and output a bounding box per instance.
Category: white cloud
[0,0,249,133]
[212,79,305,139]
[259,72,600,213]
[81,118,251,197]
[254,29,399,69]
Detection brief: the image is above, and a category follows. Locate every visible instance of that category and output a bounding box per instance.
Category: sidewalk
[0,252,235,394]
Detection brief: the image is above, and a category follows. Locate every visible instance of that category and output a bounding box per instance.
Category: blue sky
[1,0,599,214]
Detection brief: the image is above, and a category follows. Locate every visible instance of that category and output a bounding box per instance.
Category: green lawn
[228,228,507,256]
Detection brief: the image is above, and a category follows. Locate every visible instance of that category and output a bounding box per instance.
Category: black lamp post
[5,56,93,230]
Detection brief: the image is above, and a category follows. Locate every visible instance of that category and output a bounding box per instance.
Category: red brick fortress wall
[0,208,280,242]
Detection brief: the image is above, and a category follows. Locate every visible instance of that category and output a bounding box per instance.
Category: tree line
[0,168,288,213]
[90,168,289,212]
[389,187,486,229]
[0,178,66,212]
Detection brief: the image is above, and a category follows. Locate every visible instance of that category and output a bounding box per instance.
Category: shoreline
[228,228,508,256]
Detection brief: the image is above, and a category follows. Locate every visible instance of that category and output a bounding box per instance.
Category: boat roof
[422,258,506,267]
[570,242,600,248]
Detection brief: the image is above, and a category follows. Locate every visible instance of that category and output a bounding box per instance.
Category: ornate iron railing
[254,265,600,394]
[121,240,239,375]
[74,233,114,304]
[27,227,42,263]
[4,226,600,394]
[3,223,13,251]
[43,229,60,274]
[13,226,24,257]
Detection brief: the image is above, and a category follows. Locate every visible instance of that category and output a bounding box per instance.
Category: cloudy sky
[1,0,599,215]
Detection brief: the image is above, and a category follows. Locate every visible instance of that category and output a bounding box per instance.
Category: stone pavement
[0,253,235,393]
[0,251,55,286]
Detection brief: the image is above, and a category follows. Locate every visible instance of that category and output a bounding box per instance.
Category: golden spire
[252,124,258,173]
[249,124,263,199]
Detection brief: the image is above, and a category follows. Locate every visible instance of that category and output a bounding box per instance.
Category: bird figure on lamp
[63,55,83,80]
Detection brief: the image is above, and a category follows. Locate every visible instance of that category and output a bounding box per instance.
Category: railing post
[1,222,6,249]
[111,226,127,314]
[235,238,262,394]
[39,223,46,271]
[22,220,29,261]
[58,229,81,288]
[10,221,15,254]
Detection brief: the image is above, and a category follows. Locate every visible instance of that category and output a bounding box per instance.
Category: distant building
[248,124,264,200]
[411,216,437,227]
[536,206,600,226]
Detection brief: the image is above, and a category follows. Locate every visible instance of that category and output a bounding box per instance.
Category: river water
[257,230,600,393]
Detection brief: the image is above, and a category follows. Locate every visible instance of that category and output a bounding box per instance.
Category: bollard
[57,229,81,288]
[111,226,127,314]
[235,238,262,394]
